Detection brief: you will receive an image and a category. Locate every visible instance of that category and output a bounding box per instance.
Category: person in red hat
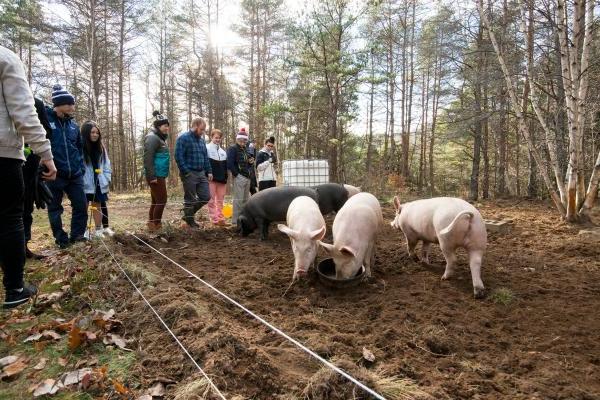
[226,128,254,227]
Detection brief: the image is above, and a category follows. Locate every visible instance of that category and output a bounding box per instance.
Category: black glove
[34,165,54,209]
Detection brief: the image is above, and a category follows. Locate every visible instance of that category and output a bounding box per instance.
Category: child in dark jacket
[206,129,228,225]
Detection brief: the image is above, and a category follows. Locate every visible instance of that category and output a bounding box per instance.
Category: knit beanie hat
[51,84,75,107]
[152,110,169,128]
[236,127,248,141]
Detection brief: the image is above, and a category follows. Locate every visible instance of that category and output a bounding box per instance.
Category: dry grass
[172,378,215,400]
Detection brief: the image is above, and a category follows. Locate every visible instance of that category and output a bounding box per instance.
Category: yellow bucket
[222,203,233,218]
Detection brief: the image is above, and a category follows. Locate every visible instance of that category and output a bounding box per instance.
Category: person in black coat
[22,98,52,259]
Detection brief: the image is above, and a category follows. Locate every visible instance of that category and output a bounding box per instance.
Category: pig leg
[421,242,431,265]
[261,221,271,241]
[440,244,457,280]
[405,234,419,262]
[364,241,375,278]
[255,218,266,240]
[468,249,486,299]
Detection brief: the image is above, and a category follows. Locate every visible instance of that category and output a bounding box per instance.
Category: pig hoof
[441,273,453,280]
[410,254,420,262]
[474,288,486,299]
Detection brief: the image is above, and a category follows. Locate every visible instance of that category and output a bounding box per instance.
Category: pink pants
[207,181,227,223]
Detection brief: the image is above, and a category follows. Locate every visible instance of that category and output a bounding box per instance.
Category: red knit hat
[236,128,248,140]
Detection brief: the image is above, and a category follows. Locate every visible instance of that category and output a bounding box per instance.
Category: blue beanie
[51,84,75,107]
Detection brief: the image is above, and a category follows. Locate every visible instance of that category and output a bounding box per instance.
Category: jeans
[22,153,39,243]
[181,171,210,224]
[46,174,88,245]
[0,158,25,290]
[232,175,250,226]
[101,200,108,228]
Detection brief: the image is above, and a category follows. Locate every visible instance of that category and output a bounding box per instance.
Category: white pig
[277,196,326,279]
[319,192,383,279]
[390,196,487,298]
[343,184,361,198]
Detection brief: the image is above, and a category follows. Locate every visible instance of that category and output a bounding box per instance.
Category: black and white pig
[390,196,487,298]
[237,186,318,240]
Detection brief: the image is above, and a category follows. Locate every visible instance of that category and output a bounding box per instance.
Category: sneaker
[3,283,38,309]
[103,227,115,237]
[93,229,105,239]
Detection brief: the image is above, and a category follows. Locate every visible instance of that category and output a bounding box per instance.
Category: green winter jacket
[143,128,170,179]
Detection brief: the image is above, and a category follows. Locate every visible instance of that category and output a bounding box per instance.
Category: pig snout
[293,267,308,279]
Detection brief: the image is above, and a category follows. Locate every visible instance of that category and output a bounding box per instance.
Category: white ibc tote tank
[282,160,329,187]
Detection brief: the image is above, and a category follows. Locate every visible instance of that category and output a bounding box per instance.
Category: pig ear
[340,246,356,258]
[318,241,335,254]
[277,224,297,239]
[310,226,326,241]
[393,196,402,212]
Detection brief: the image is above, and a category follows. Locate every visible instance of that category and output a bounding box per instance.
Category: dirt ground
[97,197,600,399]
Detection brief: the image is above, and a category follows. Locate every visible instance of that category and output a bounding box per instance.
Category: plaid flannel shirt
[175,130,212,175]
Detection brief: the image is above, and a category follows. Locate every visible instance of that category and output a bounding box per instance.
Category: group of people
[1,44,278,308]
[143,113,278,230]
[0,46,115,308]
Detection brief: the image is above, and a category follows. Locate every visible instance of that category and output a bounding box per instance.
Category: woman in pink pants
[206,129,228,225]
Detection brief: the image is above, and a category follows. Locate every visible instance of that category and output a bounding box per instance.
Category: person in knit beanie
[143,111,171,232]
[45,84,88,248]
[226,128,253,228]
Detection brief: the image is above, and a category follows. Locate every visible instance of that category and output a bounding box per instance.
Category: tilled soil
[102,199,600,399]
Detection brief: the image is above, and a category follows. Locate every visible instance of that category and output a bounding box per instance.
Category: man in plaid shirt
[175,118,213,229]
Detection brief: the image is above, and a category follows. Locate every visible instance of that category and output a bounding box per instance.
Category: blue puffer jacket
[46,107,85,178]
[83,153,112,195]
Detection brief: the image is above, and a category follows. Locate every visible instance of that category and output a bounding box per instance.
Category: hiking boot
[70,236,88,244]
[26,246,46,260]
[3,283,38,309]
[181,219,200,230]
[147,221,159,232]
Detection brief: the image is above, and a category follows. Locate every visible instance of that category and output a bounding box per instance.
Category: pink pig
[319,192,383,279]
[390,196,487,298]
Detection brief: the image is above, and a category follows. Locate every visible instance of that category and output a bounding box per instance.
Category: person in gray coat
[0,46,57,309]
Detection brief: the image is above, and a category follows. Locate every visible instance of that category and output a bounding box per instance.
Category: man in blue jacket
[45,84,88,248]
[175,117,213,229]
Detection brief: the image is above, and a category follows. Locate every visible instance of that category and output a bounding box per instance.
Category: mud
[101,199,600,399]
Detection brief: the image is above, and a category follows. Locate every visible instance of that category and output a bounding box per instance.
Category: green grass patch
[489,287,515,305]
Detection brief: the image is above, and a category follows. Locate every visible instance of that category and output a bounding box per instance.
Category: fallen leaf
[50,279,64,285]
[362,347,376,363]
[33,342,47,352]
[0,356,19,367]
[33,379,62,397]
[68,325,82,350]
[137,395,153,400]
[41,330,61,340]
[24,333,43,343]
[148,381,166,397]
[100,309,116,321]
[33,358,47,370]
[61,284,71,292]
[112,379,129,394]
[81,371,92,389]
[1,358,28,379]
[103,333,131,351]
[58,358,68,367]
[84,331,97,341]
[36,291,63,303]
[60,368,92,386]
